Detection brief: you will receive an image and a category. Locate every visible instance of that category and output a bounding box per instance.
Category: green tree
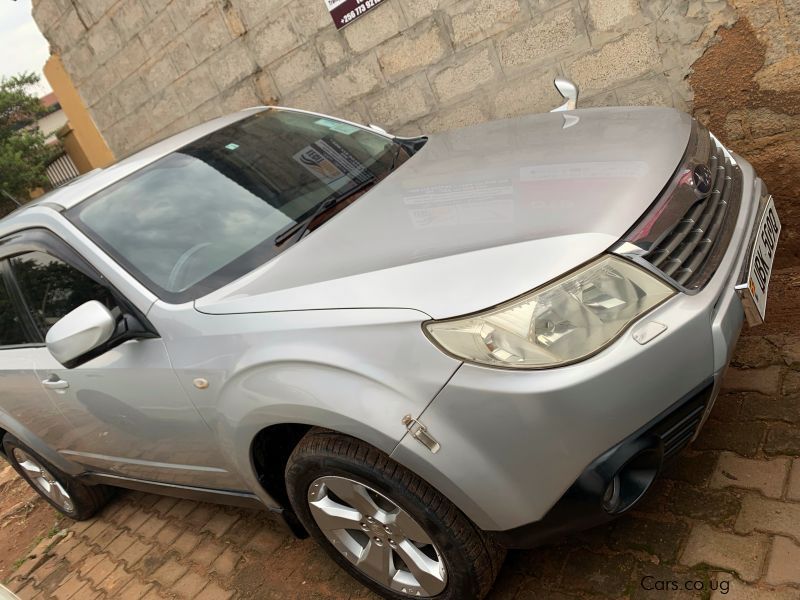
[0,72,54,211]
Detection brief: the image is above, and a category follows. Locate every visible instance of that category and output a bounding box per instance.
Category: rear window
[68,110,406,303]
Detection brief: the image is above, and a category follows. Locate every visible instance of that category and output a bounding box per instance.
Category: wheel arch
[0,413,80,475]
[245,410,406,504]
[246,417,418,542]
[249,422,312,509]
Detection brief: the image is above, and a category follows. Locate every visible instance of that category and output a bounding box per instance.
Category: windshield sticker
[293,138,372,188]
[314,118,360,135]
[224,143,239,150]
[294,146,345,184]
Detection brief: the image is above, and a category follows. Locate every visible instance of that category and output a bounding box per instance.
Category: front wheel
[2,434,114,520]
[285,428,505,600]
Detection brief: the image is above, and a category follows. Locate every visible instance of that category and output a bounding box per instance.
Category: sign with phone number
[324,0,387,30]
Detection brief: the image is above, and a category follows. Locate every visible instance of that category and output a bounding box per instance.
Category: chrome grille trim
[614,122,743,292]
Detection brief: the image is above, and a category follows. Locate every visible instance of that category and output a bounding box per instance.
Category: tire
[2,434,114,520]
[285,428,505,600]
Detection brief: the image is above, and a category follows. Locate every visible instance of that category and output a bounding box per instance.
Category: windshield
[68,110,410,303]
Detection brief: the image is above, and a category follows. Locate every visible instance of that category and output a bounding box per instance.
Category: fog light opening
[603,448,660,515]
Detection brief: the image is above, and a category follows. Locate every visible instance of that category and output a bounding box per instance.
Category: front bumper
[390,157,764,538]
[492,379,714,548]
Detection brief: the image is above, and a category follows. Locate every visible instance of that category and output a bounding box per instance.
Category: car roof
[2,107,266,222]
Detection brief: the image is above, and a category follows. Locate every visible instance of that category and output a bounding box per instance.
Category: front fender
[218,360,438,508]
[151,305,462,506]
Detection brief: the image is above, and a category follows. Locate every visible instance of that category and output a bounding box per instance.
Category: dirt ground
[0,464,64,582]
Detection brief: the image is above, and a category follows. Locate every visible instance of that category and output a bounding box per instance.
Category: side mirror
[551,77,579,112]
[46,301,116,366]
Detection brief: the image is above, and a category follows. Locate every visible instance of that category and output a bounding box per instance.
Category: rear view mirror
[46,301,116,366]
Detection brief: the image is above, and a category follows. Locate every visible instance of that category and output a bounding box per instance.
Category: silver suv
[0,102,779,600]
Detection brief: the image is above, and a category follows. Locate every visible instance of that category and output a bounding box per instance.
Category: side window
[9,251,118,339]
[0,265,31,346]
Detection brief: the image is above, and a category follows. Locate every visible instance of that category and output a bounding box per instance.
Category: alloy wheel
[308,475,447,597]
[12,448,74,513]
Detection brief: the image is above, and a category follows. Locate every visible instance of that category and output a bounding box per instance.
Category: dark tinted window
[10,251,117,338]
[0,267,29,346]
[68,109,407,302]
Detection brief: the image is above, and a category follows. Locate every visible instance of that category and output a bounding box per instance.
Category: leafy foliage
[0,72,55,208]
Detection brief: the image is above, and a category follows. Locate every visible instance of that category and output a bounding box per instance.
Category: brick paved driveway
[4,283,800,599]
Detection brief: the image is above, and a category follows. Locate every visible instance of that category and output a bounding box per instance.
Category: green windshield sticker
[314,118,360,135]
[225,143,239,150]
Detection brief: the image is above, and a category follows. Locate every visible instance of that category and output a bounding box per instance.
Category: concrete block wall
[32,0,737,157]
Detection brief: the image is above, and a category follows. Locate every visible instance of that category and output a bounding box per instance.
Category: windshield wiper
[275,177,376,246]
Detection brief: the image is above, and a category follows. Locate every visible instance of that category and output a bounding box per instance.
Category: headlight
[424,255,675,369]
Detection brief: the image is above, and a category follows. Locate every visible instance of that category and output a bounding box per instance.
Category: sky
[0,0,53,95]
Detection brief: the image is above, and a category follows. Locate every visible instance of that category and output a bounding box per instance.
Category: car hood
[196,107,691,319]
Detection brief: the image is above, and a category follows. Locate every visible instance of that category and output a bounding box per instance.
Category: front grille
[645,135,742,288]
[620,122,744,291]
[650,382,713,460]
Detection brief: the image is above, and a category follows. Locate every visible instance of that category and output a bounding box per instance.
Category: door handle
[42,377,69,390]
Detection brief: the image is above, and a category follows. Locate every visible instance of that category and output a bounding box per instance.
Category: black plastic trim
[80,470,309,538]
[80,471,267,509]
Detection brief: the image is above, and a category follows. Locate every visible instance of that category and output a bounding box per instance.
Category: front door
[6,247,235,488]
[0,261,73,451]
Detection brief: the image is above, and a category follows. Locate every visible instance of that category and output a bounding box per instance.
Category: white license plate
[742,196,781,323]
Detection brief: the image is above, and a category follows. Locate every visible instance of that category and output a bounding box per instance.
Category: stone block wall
[32,0,735,157]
